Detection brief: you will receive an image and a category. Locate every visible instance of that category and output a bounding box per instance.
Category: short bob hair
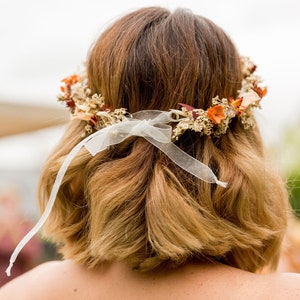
[39,7,289,273]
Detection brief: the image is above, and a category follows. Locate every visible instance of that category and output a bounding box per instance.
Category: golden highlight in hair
[38,7,289,273]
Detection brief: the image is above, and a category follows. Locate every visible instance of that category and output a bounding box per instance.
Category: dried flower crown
[58,57,266,139]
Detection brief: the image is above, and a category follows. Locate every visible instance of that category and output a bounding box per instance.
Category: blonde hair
[39,7,289,272]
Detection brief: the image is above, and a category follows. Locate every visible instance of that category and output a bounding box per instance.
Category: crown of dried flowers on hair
[57,57,267,139]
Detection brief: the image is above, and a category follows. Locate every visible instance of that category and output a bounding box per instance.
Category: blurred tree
[268,119,300,218]
[288,173,300,218]
[283,123,300,218]
[267,120,300,273]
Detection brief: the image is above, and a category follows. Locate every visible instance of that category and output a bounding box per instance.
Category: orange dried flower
[207,105,225,124]
[60,75,80,102]
[61,74,79,86]
[229,97,243,113]
[253,84,267,98]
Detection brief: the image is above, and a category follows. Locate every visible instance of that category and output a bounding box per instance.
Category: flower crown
[58,57,267,139]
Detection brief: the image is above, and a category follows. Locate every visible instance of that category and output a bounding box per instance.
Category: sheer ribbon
[6,110,227,276]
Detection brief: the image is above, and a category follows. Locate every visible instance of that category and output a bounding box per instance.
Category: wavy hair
[38,7,289,272]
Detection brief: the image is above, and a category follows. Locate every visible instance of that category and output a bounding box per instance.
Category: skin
[1,260,300,300]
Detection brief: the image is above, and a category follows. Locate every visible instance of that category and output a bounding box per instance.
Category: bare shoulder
[262,272,300,299]
[0,260,84,300]
[231,270,300,299]
[181,263,300,299]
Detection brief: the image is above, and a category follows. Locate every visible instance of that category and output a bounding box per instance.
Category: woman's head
[38,7,289,273]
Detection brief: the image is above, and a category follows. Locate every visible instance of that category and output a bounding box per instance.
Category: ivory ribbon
[6,110,227,276]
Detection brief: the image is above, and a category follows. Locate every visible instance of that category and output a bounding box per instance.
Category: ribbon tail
[5,123,134,276]
[145,137,227,187]
[5,139,86,276]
